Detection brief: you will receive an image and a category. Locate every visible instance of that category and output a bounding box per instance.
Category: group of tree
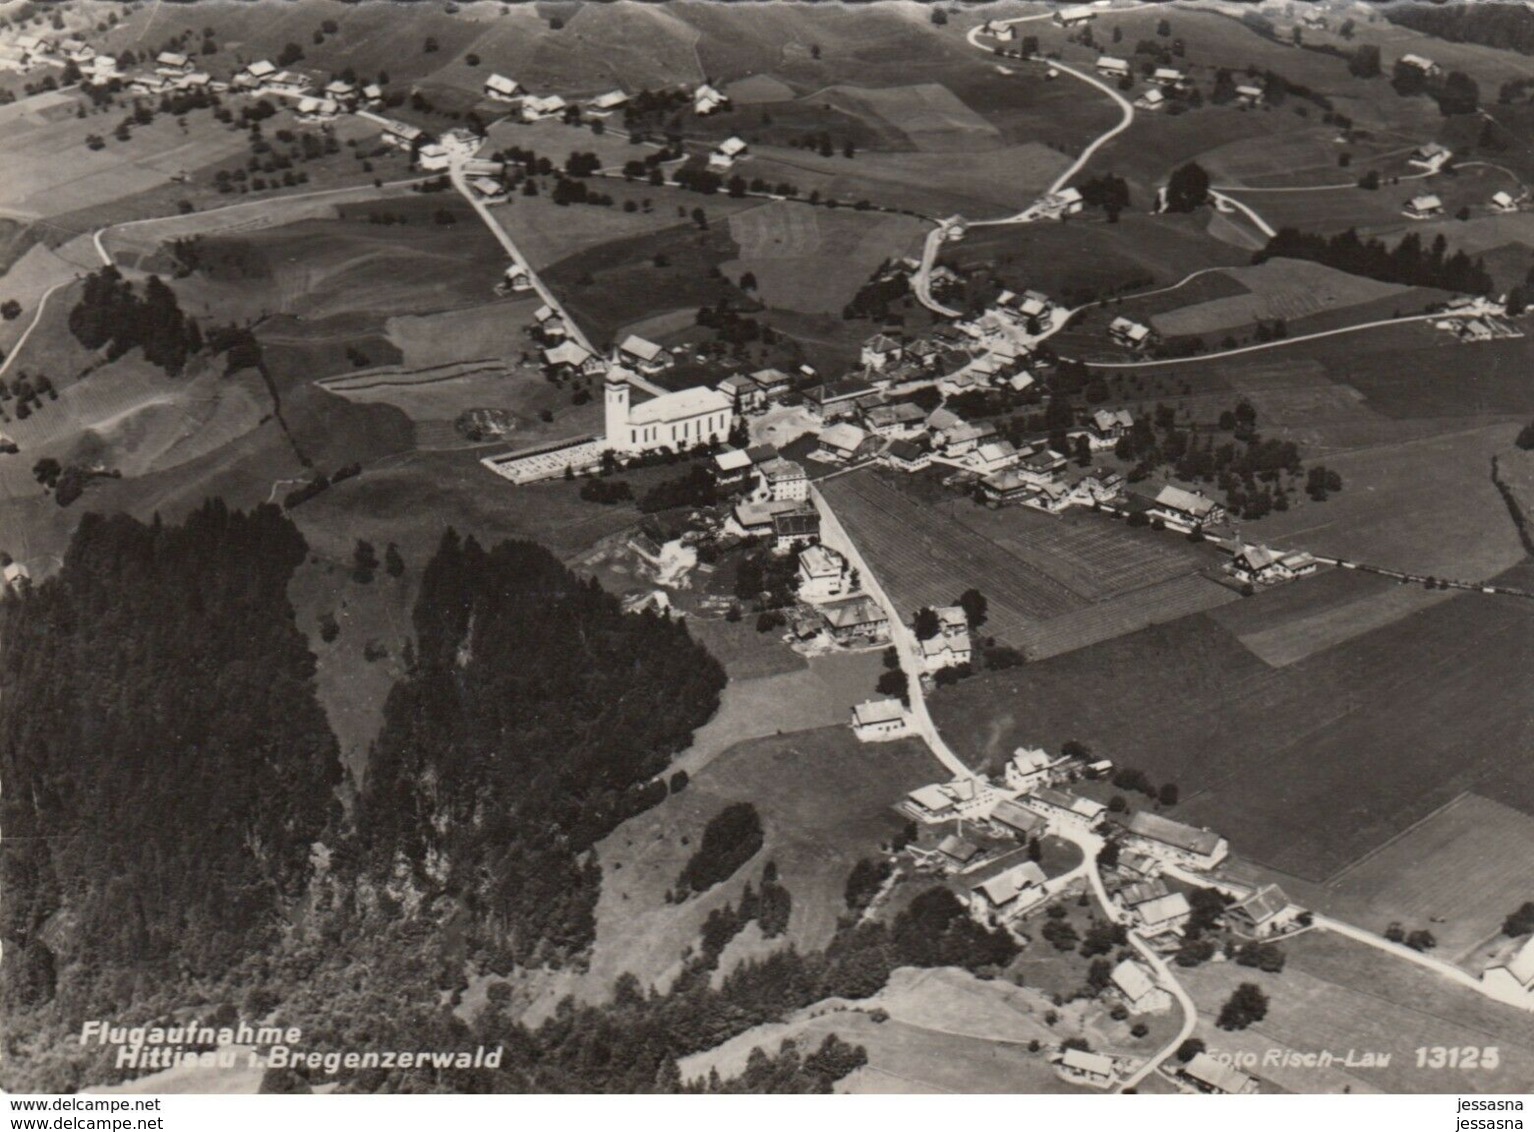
[1386,2,1534,58]
[1255,228,1493,297]
[677,804,766,897]
[67,267,202,375]
[1216,982,1270,1030]
[1163,162,1211,213]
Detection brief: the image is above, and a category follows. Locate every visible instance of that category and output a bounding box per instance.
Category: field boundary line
[1321,791,1471,888]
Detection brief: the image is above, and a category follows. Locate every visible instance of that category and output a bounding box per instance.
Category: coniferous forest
[0,507,1025,1094]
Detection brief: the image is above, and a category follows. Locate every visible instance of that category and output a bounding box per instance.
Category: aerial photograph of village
[0,0,1533,1110]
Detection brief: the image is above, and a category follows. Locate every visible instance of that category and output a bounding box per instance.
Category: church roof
[628,386,732,426]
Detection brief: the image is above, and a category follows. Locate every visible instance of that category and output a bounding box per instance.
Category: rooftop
[628,385,732,426]
[854,698,905,727]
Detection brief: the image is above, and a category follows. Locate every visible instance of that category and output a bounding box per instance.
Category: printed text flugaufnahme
[78,1020,503,1075]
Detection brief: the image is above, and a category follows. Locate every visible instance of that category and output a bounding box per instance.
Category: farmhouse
[1181,1053,1260,1096]
[1055,5,1097,27]
[324,79,358,103]
[694,82,728,115]
[264,71,312,97]
[908,778,1001,823]
[1115,811,1229,870]
[979,469,1034,508]
[817,422,874,464]
[3,562,31,593]
[379,119,424,149]
[1108,316,1153,349]
[1152,67,1186,87]
[470,176,510,202]
[1147,484,1225,529]
[861,333,904,371]
[542,340,601,377]
[990,797,1047,839]
[295,96,340,123]
[1038,186,1084,219]
[1227,884,1296,938]
[240,59,277,83]
[1004,747,1056,792]
[1111,960,1172,1014]
[155,51,193,73]
[361,83,384,106]
[1398,53,1442,77]
[759,457,809,502]
[820,595,889,644]
[918,626,971,673]
[1095,56,1131,78]
[709,136,749,170]
[734,499,803,539]
[61,39,94,64]
[805,378,874,420]
[967,439,1021,476]
[967,855,1048,924]
[861,401,926,438]
[936,833,983,868]
[481,72,522,101]
[750,367,794,398]
[1403,193,1444,220]
[1482,936,1534,1011]
[1492,191,1519,213]
[1236,83,1264,107]
[798,544,850,603]
[589,89,629,112]
[773,508,821,552]
[604,369,734,455]
[1030,482,1072,514]
[1230,544,1284,585]
[416,143,451,171]
[1135,88,1166,111]
[1409,143,1451,172]
[616,334,672,375]
[1021,788,1106,833]
[883,437,932,472]
[1092,408,1134,443]
[711,448,755,492]
[521,94,567,121]
[1117,879,1170,913]
[1135,891,1191,936]
[1057,1048,1116,1090]
[852,698,911,742]
[1019,448,1066,485]
[717,373,766,413]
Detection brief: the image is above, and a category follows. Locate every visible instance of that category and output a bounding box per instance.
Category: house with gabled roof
[1181,1052,1259,1095]
[1147,484,1225,529]
[1109,316,1153,349]
[1227,884,1296,938]
[1482,935,1534,1011]
[1111,959,1172,1014]
[1115,810,1229,870]
[1135,891,1192,936]
[616,334,671,374]
[1404,192,1444,219]
[852,698,910,742]
[966,853,1048,924]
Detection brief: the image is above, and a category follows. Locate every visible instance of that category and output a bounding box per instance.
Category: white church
[604,366,734,455]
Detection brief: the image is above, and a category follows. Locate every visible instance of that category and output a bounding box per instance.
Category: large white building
[604,368,734,455]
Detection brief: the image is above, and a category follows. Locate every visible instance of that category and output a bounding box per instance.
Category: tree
[1217,982,1269,1030]
[1504,901,1534,937]
[876,669,909,705]
[32,457,61,488]
[1177,1038,1206,1063]
[385,543,405,578]
[1158,783,1179,807]
[1164,163,1210,213]
[1437,71,1480,116]
[957,588,988,629]
[352,539,379,583]
[913,607,941,640]
[0,300,21,320]
[1349,45,1381,79]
